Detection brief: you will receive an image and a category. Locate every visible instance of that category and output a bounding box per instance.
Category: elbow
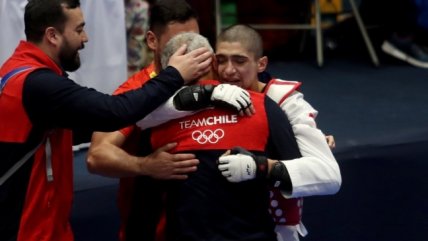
[85,151,100,174]
[330,177,342,194]
[329,167,342,194]
[314,164,343,196]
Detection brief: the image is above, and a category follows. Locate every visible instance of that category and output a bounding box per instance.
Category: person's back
[130,87,298,241]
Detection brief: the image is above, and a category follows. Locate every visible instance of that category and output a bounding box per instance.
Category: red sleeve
[114,65,155,136]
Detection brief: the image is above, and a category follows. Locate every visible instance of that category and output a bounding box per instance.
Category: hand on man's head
[168,44,212,84]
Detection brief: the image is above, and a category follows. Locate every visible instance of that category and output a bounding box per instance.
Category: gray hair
[161,32,213,69]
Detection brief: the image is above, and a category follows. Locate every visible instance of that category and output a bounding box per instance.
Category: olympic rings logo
[192,129,225,144]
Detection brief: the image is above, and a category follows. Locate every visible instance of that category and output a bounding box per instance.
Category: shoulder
[26,68,73,88]
[114,64,155,95]
[264,78,302,105]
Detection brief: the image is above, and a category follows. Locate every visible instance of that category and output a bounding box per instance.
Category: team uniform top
[126,82,302,241]
[0,41,184,241]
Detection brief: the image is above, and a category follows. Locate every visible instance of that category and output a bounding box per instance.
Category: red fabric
[114,63,156,138]
[264,78,304,227]
[0,41,74,241]
[263,79,301,106]
[269,189,302,225]
[114,62,156,95]
[150,90,268,152]
[115,63,162,241]
[0,41,61,142]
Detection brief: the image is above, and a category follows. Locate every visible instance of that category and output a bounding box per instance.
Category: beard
[59,38,82,72]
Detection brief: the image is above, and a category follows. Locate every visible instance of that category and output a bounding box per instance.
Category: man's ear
[212,54,218,72]
[211,55,219,79]
[146,31,157,51]
[257,56,268,73]
[45,27,60,46]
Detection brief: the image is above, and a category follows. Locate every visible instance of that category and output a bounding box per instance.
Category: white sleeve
[278,91,342,198]
[135,87,195,129]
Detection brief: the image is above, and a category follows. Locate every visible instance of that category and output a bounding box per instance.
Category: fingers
[236,90,253,116]
[326,135,336,149]
[237,97,254,117]
[182,47,213,83]
[187,47,210,58]
[200,60,212,73]
[195,54,212,74]
[217,160,231,177]
[173,165,198,174]
[220,170,231,177]
[245,104,256,116]
[172,44,188,57]
[218,155,231,164]
[187,47,213,70]
[156,142,178,152]
[221,150,231,157]
[170,158,199,178]
[172,153,199,164]
[172,157,199,168]
[217,164,229,171]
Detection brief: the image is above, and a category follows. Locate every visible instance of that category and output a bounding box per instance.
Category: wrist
[254,155,268,179]
[269,161,292,193]
[173,84,214,111]
[136,156,149,176]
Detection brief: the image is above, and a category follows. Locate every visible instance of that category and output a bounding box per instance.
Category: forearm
[267,159,292,194]
[24,67,184,131]
[281,124,342,198]
[279,92,341,197]
[86,132,144,177]
[136,87,195,130]
[136,83,254,129]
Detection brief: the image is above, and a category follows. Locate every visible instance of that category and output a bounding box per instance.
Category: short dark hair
[149,0,198,36]
[217,24,264,59]
[24,0,81,43]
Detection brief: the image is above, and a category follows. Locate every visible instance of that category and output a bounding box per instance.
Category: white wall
[0,0,127,94]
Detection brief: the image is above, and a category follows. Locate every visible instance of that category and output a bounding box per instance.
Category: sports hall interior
[71,1,428,241]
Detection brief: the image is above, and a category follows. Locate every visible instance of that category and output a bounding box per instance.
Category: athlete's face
[215,41,266,91]
[58,6,88,71]
[147,18,199,72]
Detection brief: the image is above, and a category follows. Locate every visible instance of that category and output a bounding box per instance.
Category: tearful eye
[216,56,227,64]
[231,56,248,65]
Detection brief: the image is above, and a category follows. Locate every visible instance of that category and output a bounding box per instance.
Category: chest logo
[192,129,225,144]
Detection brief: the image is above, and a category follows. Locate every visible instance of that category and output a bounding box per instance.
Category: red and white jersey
[264,79,341,240]
[264,79,341,198]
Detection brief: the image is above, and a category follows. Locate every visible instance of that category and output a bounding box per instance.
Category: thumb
[221,150,231,157]
[172,44,187,57]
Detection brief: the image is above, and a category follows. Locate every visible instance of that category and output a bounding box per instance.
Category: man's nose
[82,30,89,43]
[224,61,235,74]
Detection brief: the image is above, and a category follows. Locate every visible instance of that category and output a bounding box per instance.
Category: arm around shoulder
[279,92,342,198]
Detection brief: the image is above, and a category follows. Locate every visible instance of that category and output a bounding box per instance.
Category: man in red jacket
[0,0,212,240]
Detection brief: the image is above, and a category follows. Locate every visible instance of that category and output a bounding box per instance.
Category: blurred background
[2,0,427,240]
[74,1,428,241]
[71,1,428,241]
